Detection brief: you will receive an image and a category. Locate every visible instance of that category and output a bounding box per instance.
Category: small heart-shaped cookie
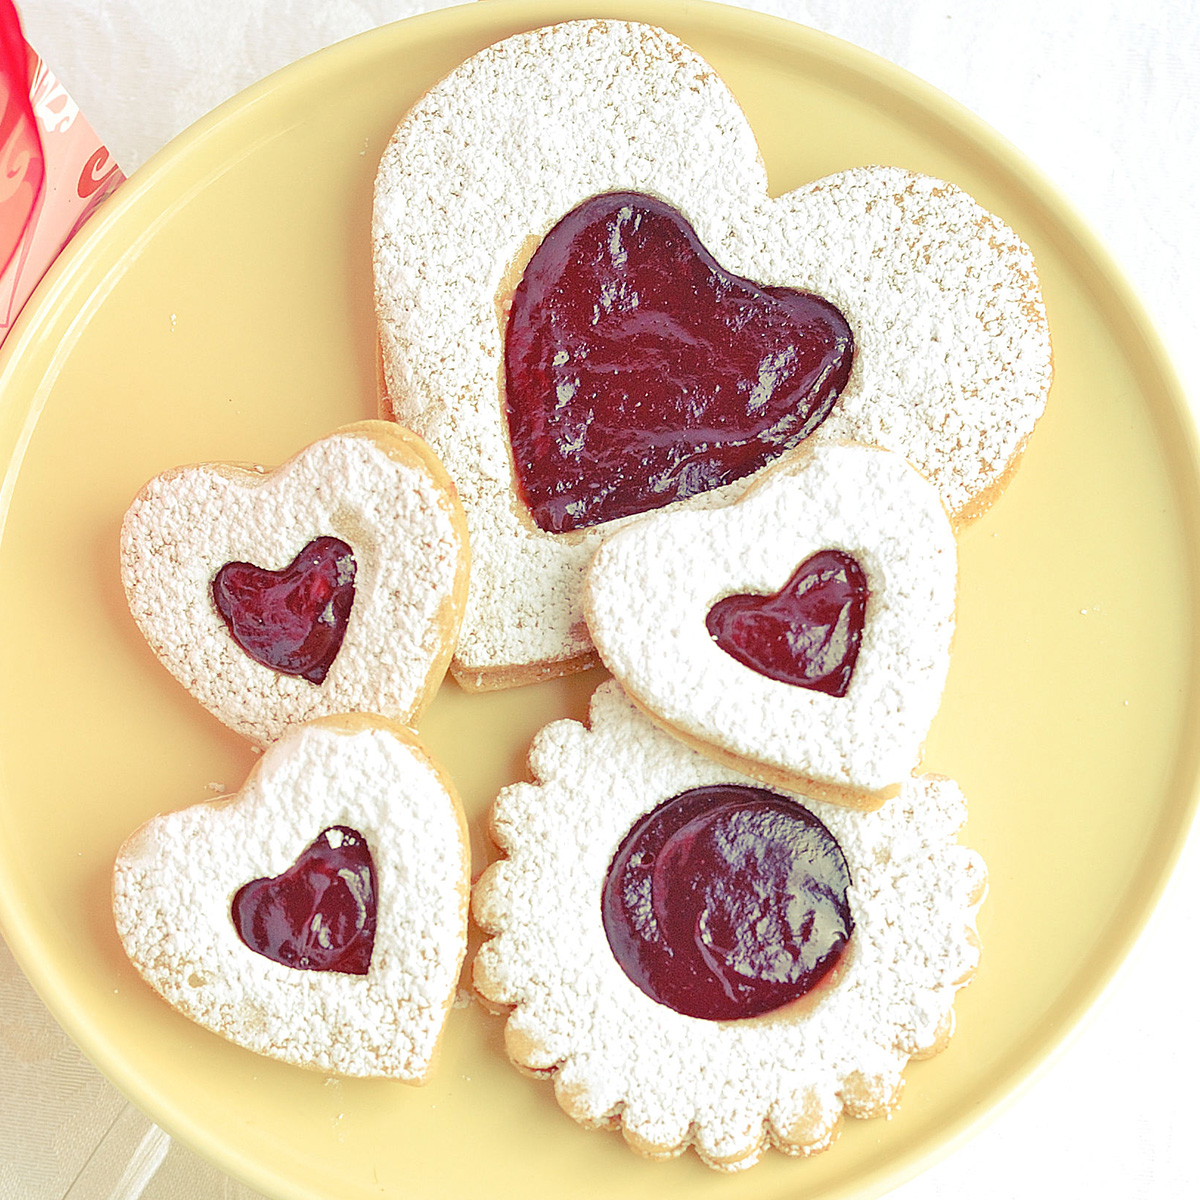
[584,445,957,807]
[120,421,468,745]
[112,715,470,1080]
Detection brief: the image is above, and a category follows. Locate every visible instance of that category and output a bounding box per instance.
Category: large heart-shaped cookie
[112,715,469,1080]
[373,20,1050,687]
[584,445,957,806]
[120,421,468,745]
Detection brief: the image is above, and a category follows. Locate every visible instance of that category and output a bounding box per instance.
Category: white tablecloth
[3,2,1198,1198]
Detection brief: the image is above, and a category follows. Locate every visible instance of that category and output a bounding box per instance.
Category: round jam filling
[211,536,356,685]
[706,550,869,695]
[232,825,376,974]
[602,786,853,1020]
[505,192,854,533]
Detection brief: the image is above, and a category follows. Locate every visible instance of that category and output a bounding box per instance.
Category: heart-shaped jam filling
[706,550,868,696]
[603,785,853,1020]
[232,825,376,974]
[211,536,356,685]
[505,192,854,533]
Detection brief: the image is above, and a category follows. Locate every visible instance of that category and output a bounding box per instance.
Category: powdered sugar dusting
[120,425,466,744]
[473,682,986,1169]
[373,20,1050,680]
[113,718,470,1080]
[585,446,957,799]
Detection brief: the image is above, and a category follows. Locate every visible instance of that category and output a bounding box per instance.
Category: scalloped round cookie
[584,444,957,807]
[472,682,986,1170]
[113,714,470,1081]
[373,19,1051,688]
[120,420,468,745]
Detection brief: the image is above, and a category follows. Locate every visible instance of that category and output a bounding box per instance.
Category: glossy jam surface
[232,826,376,974]
[211,536,356,685]
[505,192,854,533]
[706,550,868,696]
[602,785,853,1020]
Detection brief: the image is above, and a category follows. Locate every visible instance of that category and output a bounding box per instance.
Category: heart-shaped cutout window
[231,825,376,974]
[706,549,868,695]
[211,536,356,684]
[505,192,854,533]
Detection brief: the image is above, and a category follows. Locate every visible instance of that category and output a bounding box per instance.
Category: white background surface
[2,1,1198,1198]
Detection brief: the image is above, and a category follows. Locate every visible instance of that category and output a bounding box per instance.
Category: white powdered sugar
[112,717,470,1080]
[120,423,467,744]
[373,19,1051,680]
[584,446,957,802]
[473,682,986,1170]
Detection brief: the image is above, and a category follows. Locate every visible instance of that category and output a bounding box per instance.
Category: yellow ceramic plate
[1,2,1198,1198]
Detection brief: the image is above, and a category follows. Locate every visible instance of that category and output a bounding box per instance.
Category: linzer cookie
[120,421,468,745]
[584,445,957,807]
[373,19,1051,688]
[473,682,986,1170]
[112,715,470,1080]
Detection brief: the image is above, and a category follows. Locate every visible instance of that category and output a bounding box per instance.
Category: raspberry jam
[602,785,853,1020]
[232,826,376,974]
[706,550,868,696]
[211,536,356,685]
[505,192,854,533]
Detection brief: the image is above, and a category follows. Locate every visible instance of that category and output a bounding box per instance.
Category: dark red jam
[602,785,853,1020]
[505,192,854,533]
[706,550,868,696]
[211,536,355,685]
[232,826,376,974]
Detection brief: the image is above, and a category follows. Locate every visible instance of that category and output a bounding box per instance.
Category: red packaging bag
[0,0,123,346]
